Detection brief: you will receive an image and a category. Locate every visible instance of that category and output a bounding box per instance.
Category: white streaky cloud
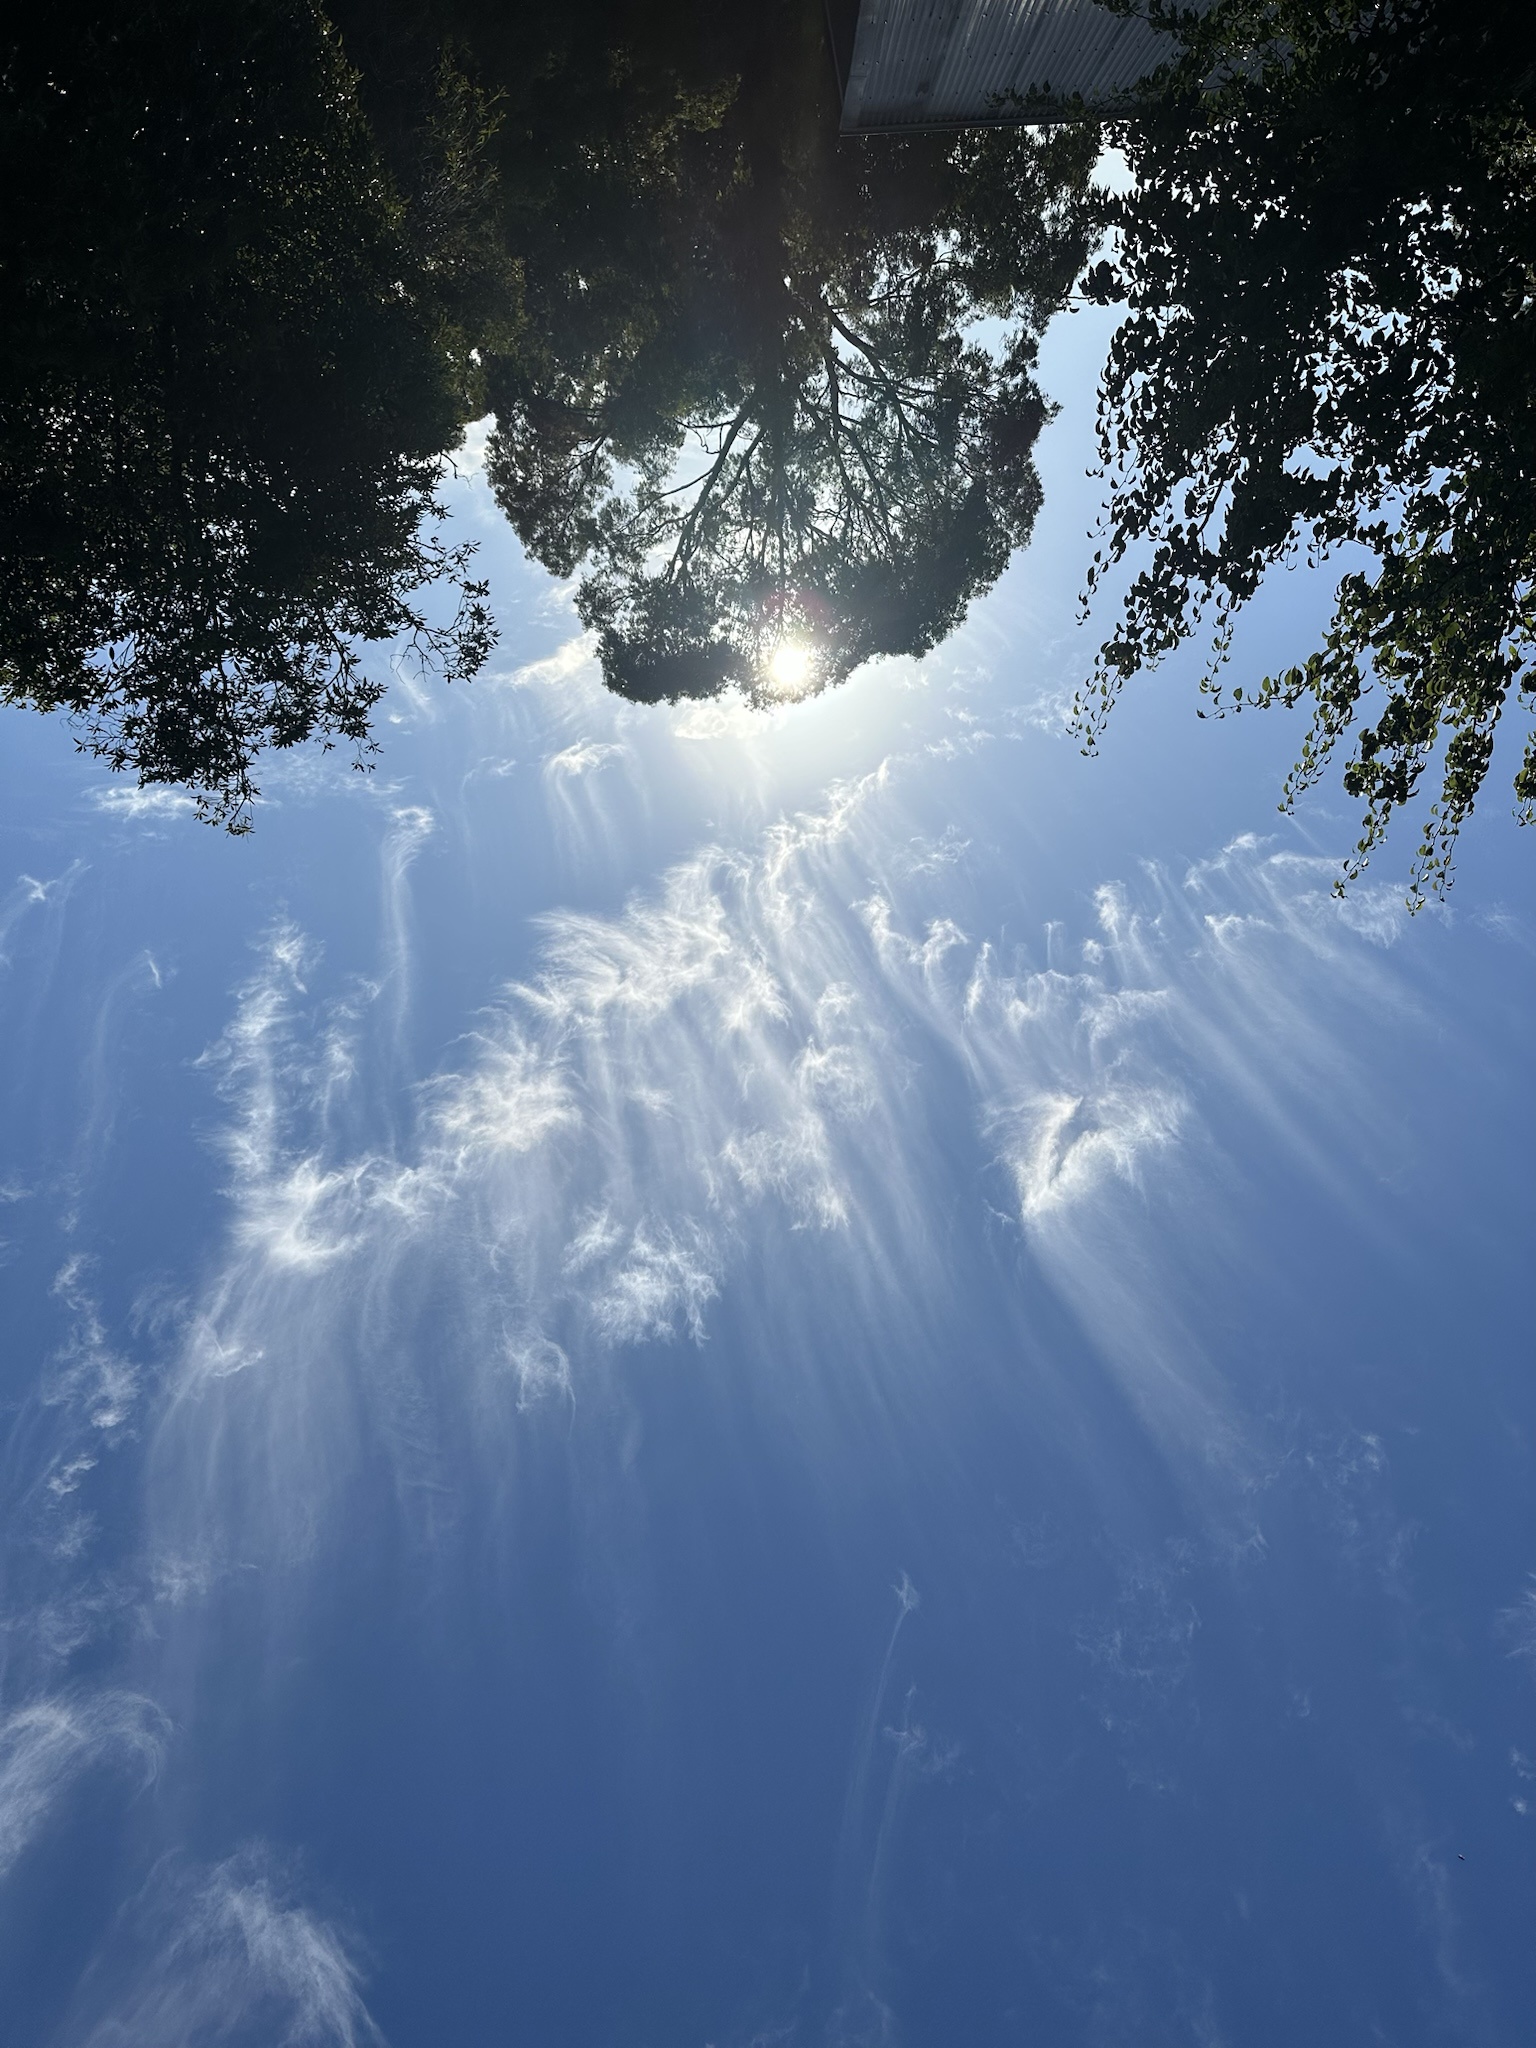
[381,806,435,1064]
[585,1222,721,1345]
[430,1029,578,1161]
[17,1258,148,1607]
[540,739,643,862]
[897,826,970,877]
[91,786,197,821]
[832,1574,924,1981]
[993,1084,1185,1221]
[856,839,1448,1483]
[68,949,171,1172]
[0,1692,168,1881]
[0,862,84,968]
[953,941,1186,1222]
[560,1205,627,1277]
[145,778,928,1565]
[44,1256,140,1434]
[11,1582,143,1673]
[194,932,366,1273]
[520,867,748,1027]
[1213,845,1429,945]
[460,754,518,783]
[668,694,770,741]
[541,740,629,781]
[1166,842,1432,1204]
[1000,684,1076,736]
[794,1005,883,1121]
[858,898,969,984]
[181,1317,268,1382]
[231,1157,374,1273]
[383,805,435,892]
[759,766,889,912]
[141,765,1458,1574]
[192,927,426,1270]
[723,1116,848,1229]
[65,1850,382,2048]
[494,630,595,694]
[150,1552,222,1607]
[504,1334,572,1410]
[925,728,991,761]
[257,754,407,810]
[47,1454,97,1498]
[1328,880,1425,947]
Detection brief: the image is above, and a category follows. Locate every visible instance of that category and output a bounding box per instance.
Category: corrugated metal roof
[839,0,1177,131]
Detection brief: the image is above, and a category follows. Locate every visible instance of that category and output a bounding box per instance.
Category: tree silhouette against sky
[466,0,1100,704]
[5,0,1532,889]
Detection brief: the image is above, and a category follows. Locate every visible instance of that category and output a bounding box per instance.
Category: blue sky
[0,306,1532,2048]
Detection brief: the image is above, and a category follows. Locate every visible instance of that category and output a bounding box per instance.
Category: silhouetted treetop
[442,0,1103,705]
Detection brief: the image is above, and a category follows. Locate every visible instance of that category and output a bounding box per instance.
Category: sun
[765,640,814,698]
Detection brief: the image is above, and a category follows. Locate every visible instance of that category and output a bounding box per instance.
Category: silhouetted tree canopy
[13,0,1531,877]
[464,3,1102,702]
[1082,0,1536,898]
[3,0,1099,810]
[0,0,500,826]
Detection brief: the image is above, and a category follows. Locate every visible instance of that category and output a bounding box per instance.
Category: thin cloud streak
[63,1849,383,2048]
[0,1691,167,1881]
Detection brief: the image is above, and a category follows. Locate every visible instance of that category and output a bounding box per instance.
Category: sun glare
[765,640,814,697]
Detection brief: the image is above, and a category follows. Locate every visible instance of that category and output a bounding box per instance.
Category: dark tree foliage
[443,0,1103,703]
[0,0,500,827]
[559,128,1092,706]
[1082,0,1536,898]
[4,0,1097,808]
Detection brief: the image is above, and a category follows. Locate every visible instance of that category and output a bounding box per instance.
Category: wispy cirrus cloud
[90,786,197,823]
[0,863,84,970]
[64,1849,382,2048]
[137,734,1458,1590]
[0,1692,167,1881]
[541,739,629,781]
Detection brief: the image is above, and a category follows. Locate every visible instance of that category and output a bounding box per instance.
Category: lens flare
[765,640,814,697]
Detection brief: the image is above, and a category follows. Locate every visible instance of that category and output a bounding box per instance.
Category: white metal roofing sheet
[840,0,1177,130]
